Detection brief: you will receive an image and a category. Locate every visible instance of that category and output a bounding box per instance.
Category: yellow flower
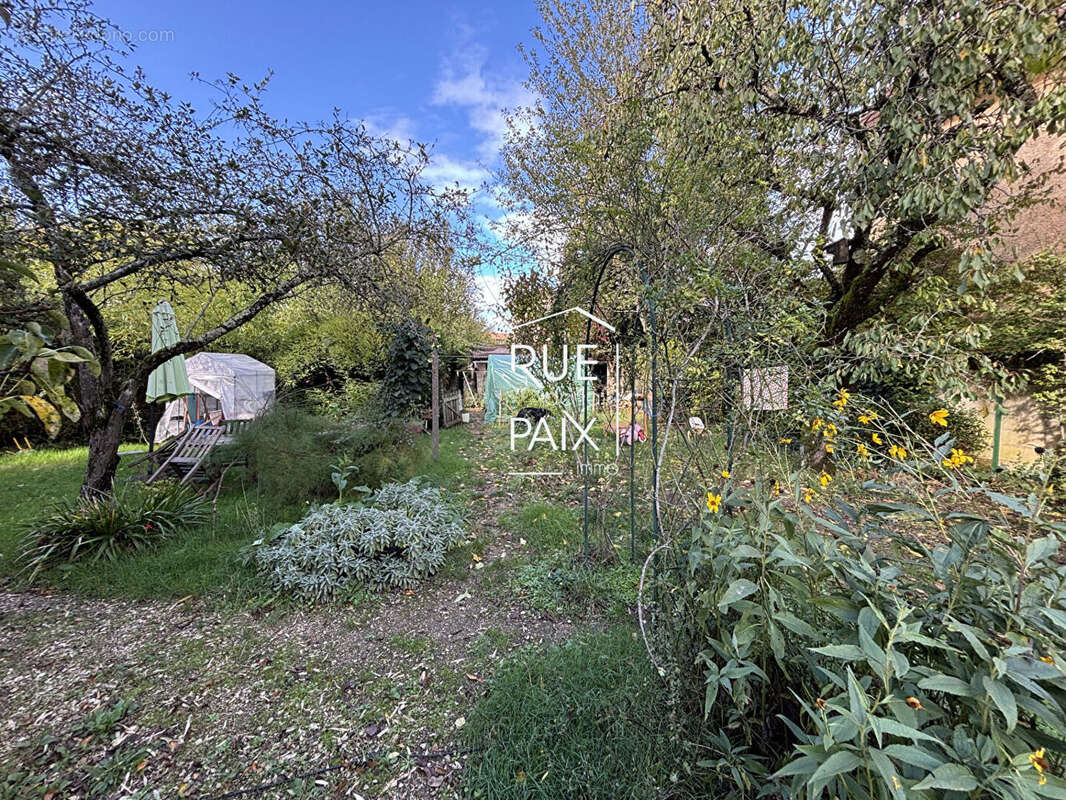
[889,444,907,459]
[721,469,731,479]
[825,442,835,454]
[824,423,838,438]
[943,447,974,469]
[819,471,832,487]
[1030,749,1048,781]
[832,389,850,410]
[811,418,823,431]
[929,408,949,427]
[803,487,816,503]
[1041,656,1054,664]
[856,443,869,460]
[706,492,722,514]
[872,432,883,445]
[858,411,879,424]
[779,437,792,444]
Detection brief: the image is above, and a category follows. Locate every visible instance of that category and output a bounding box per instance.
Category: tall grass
[463,628,675,799]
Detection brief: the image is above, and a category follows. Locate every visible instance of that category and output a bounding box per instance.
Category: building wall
[965,394,1063,464]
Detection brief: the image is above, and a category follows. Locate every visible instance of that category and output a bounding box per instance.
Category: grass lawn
[0,426,474,600]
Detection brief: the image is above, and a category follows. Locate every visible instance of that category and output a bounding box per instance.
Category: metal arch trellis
[580,243,660,564]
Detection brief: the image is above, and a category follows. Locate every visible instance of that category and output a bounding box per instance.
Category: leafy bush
[379,320,432,419]
[251,479,464,600]
[234,406,420,507]
[651,399,1066,799]
[906,401,990,455]
[305,380,380,421]
[20,482,208,580]
[463,628,674,799]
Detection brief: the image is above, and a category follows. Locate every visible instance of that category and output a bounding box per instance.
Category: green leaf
[873,716,942,744]
[777,612,818,638]
[718,578,758,611]
[918,674,975,697]
[1027,536,1059,567]
[808,750,863,787]
[982,676,1018,731]
[869,748,906,800]
[811,644,865,661]
[883,743,944,772]
[912,763,978,792]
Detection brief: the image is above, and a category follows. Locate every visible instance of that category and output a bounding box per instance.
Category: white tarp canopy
[155,352,275,442]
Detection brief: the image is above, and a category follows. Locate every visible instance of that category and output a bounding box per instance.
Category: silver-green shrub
[252,480,464,600]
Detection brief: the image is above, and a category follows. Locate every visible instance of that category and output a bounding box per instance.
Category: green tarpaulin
[484,354,542,423]
[483,353,594,423]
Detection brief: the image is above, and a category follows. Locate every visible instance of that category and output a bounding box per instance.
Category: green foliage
[462,628,674,799]
[500,386,552,418]
[19,482,208,581]
[234,405,418,507]
[306,380,380,420]
[379,320,433,419]
[251,480,465,600]
[0,318,98,438]
[501,501,578,554]
[655,466,1066,798]
[906,402,990,456]
[509,553,638,620]
[1,698,149,800]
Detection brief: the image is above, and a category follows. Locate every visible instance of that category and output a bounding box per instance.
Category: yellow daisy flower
[706,492,722,514]
[929,408,949,427]
[889,444,907,459]
[819,471,832,487]
[803,487,816,503]
[872,432,883,445]
[721,469,731,479]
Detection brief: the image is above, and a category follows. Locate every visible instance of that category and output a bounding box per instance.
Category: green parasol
[146,300,191,403]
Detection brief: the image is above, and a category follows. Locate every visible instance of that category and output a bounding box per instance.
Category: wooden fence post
[431,347,440,461]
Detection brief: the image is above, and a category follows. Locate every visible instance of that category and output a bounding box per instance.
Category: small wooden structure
[442,391,462,428]
[146,426,225,485]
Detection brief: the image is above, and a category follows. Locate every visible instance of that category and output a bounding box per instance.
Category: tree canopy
[500,0,1066,396]
[0,0,475,492]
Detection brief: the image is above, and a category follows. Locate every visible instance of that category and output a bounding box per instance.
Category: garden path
[0,419,580,799]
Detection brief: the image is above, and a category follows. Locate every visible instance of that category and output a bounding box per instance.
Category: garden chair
[145,425,225,485]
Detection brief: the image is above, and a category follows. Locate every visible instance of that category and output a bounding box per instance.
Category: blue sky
[92,0,543,324]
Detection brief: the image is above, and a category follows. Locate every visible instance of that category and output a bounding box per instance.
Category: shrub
[20,482,208,580]
[305,380,380,421]
[379,320,432,419]
[251,479,464,600]
[650,397,1066,799]
[906,400,990,455]
[234,406,419,507]
[462,628,674,800]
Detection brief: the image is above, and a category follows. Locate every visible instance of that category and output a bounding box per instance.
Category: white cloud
[432,45,535,162]
[488,210,565,267]
[421,154,491,193]
[473,271,510,331]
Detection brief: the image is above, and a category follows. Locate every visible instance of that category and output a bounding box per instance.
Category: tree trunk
[82,406,127,497]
